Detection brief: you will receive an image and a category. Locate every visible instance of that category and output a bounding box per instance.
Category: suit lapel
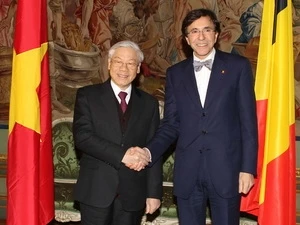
[124,87,143,135]
[204,51,227,109]
[100,81,123,136]
[182,58,203,110]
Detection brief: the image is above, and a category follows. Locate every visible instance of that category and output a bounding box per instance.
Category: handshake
[121,147,151,171]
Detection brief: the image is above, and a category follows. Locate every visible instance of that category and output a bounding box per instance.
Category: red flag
[7,0,54,224]
[240,0,296,224]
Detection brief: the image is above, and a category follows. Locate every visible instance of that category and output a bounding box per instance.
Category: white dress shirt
[194,48,216,107]
[110,80,132,104]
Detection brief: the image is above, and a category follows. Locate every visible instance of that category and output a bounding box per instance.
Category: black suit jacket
[148,50,258,199]
[73,80,162,211]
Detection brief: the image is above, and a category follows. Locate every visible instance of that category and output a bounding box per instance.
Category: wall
[1,0,300,222]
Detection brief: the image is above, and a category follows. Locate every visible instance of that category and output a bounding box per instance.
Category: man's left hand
[145,198,161,214]
[239,172,255,194]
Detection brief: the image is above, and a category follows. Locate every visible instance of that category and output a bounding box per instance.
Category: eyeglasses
[111,59,138,70]
[187,28,215,36]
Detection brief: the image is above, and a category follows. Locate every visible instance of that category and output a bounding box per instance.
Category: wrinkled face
[185,16,219,60]
[108,47,140,90]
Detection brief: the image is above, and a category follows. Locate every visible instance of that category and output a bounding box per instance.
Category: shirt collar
[110,80,132,98]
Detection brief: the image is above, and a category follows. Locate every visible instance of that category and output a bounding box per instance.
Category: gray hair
[108,40,144,63]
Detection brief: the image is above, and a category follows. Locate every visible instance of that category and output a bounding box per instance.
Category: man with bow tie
[129,8,258,225]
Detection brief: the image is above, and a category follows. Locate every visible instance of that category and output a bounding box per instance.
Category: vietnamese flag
[6,0,54,224]
[240,0,296,224]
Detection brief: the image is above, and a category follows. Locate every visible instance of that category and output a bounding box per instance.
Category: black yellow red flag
[240,0,296,224]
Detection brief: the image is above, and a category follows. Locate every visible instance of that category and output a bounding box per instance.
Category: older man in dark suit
[73,40,162,225]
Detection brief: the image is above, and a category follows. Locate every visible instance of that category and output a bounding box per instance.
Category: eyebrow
[190,26,214,30]
[112,57,137,62]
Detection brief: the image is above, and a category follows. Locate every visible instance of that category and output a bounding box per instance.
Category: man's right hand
[121,147,150,171]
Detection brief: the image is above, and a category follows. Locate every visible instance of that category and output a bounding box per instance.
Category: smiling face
[185,16,219,59]
[108,47,140,90]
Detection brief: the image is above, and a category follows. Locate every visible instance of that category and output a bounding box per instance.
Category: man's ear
[108,59,111,70]
[185,36,191,46]
[137,63,141,74]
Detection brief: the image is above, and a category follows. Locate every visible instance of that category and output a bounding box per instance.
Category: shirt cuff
[143,147,152,162]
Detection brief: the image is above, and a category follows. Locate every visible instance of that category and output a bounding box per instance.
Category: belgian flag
[240,0,296,224]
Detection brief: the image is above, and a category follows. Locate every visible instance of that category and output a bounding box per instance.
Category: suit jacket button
[202,112,206,117]
[202,130,207,134]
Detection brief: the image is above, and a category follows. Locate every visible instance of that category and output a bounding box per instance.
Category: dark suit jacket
[73,80,162,211]
[148,50,258,199]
